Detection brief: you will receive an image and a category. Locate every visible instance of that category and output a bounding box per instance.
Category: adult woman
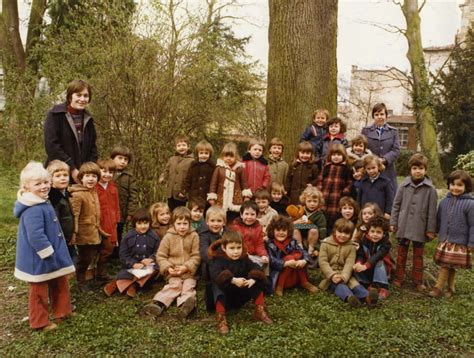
[44,79,98,183]
[361,103,400,193]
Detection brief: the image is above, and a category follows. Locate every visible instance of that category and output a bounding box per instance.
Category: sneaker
[253,305,273,324]
[302,282,319,294]
[141,302,163,317]
[428,287,442,298]
[365,288,379,306]
[378,288,390,300]
[178,297,196,318]
[41,322,58,332]
[347,295,362,308]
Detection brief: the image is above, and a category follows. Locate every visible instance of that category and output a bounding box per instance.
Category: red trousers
[28,275,72,329]
[276,267,308,289]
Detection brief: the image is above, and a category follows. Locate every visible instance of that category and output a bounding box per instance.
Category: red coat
[242,153,271,194]
[230,218,268,257]
[96,182,121,244]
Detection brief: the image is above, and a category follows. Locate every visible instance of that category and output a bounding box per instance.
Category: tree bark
[402,0,444,184]
[266,0,338,160]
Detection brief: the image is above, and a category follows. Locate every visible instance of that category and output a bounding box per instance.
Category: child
[300,108,329,155]
[285,141,319,205]
[316,117,349,165]
[429,170,474,298]
[353,216,392,300]
[346,134,372,166]
[242,138,271,193]
[69,162,104,290]
[150,202,171,239]
[267,137,289,186]
[338,196,359,226]
[269,182,289,216]
[95,159,121,281]
[316,144,352,234]
[14,162,75,331]
[318,218,378,307]
[159,135,194,211]
[254,189,278,236]
[46,160,75,258]
[189,197,206,230]
[111,145,139,244]
[291,186,327,257]
[266,216,318,296]
[142,207,200,318]
[352,202,383,243]
[182,140,215,204]
[390,153,437,291]
[208,232,272,334]
[104,208,160,298]
[230,201,269,267]
[350,160,365,200]
[208,142,252,222]
[358,155,393,219]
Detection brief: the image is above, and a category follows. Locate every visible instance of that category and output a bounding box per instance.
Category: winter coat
[208,159,252,213]
[437,192,474,248]
[318,235,359,290]
[198,224,228,281]
[114,169,138,222]
[300,124,326,154]
[316,133,349,165]
[14,191,75,283]
[242,153,271,194]
[266,237,310,291]
[182,159,216,202]
[48,187,74,243]
[286,160,319,205]
[358,175,394,215]
[356,234,392,270]
[156,227,200,280]
[161,152,194,200]
[346,147,373,166]
[390,176,438,243]
[96,182,121,244]
[44,102,98,170]
[117,228,160,280]
[268,156,289,186]
[361,123,400,192]
[69,184,101,245]
[270,196,290,216]
[230,218,268,257]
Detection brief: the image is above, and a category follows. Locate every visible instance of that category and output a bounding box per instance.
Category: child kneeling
[208,231,272,334]
[319,218,378,307]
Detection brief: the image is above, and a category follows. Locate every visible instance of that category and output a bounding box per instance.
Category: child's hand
[389,225,397,233]
[383,213,391,220]
[296,260,307,268]
[245,279,256,288]
[71,168,79,183]
[175,265,188,275]
[243,197,250,202]
[168,267,178,276]
[232,277,247,287]
[353,263,366,272]
[261,256,269,264]
[133,263,144,269]
[426,232,436,241]
[311,250,319,257]
[284,259,296,268]
[70,234,77,245]
[177,192,186,200]
[332,274,342,284]
[141,258,153,266]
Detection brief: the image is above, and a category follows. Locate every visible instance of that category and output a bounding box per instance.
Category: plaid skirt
[434,241,472,269]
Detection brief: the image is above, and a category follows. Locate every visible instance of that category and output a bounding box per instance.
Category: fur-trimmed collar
[208,238,248,260]
[242,152,268,165]
[323,132,345,141]
[216,158,244,170]
[17,190,47,206]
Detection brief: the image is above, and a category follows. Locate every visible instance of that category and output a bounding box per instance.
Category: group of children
[14,106,474,334]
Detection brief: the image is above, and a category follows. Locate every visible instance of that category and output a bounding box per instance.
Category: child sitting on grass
[14,162,75,331]
[255,188,278,236]
[269,182,289,216]
[208,231,272,335]
[150,202,171,239]
[189,197,206,231]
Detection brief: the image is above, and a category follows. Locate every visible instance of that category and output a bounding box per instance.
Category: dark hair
[66,79,92,104]
[326,117,347,133]
[367,215,389,232]
[97,158,116,172]
[338,196,360,218]
[408,153,428,170]
[172,206,191,224]
[269,137,284,149]
[221,230,243,247]
[267,216,293,240]
[239,200,258,214]
[448,169,472,193]
[333,218,355,235]
[350,134,368,149]
[371,103,388,118]
[352,159,365,171]
[294,141,315,163]
[77,162,101,181]
[110,144,133,162]
[327,143,348,163]
[188,197,206,211]
[254,189,271,201]
[132,208,151,227]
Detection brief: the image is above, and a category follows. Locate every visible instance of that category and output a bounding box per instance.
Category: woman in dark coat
[44,79,98,183]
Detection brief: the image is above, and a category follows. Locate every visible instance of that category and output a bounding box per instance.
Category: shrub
[455,150,474,177]
[394,149,415,177]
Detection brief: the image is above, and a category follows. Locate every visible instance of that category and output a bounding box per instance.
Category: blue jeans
[354,261,389,288]
[329,282,368,302]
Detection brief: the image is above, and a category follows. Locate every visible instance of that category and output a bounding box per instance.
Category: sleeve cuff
[38,246,54,259]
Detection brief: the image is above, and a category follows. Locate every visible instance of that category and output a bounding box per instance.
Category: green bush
[455,150,474,177]
[394,149,416,177]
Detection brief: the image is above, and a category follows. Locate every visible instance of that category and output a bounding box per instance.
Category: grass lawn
[0,167,473,356]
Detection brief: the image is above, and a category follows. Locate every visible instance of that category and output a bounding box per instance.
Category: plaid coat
[316,162,352,221]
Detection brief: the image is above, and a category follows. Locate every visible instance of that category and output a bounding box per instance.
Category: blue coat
[437,193,474,248]
[358,175,394,215]
[361,124,400,192]
[14,191,75,283]
[300,124,326,154]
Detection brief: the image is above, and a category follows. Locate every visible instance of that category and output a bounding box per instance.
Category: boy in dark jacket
[208,231,272,335]
[300,108,329,155]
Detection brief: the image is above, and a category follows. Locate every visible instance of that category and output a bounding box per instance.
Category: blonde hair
[363,154,385,172]
[46,160,70,176]
[270,182,285,194]
[195,140,214,157]
[205,206,226,222]
[150,202,170,227]
[20,161,51,189]
[220,142,240,160]
[358,202,382,225]
[313,108,330,122]
[299,186,324,207]
[172,206,192,224]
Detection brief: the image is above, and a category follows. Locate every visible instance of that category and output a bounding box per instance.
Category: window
[398,127,408,149]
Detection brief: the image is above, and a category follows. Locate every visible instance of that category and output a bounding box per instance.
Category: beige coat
[157,228,200,280]
[161,153,194,200]
[268,156,289,186]
[318,235,359,290]
[69,185,101,245]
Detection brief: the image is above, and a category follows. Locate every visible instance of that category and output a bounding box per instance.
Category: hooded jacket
[69,184,101,245]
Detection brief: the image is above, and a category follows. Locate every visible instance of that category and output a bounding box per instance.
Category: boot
[141,302,164,317]
[365,288,379,307]
[347,295,362,308]
[95,264,112,282]
[253,305,273,325]
[126,284,137,298]
[216,312,229,335]
[274,286,283,297]
[302,282,319,294]
[103,281,117,297]
[178,297,196,318]
[428,287,443,298]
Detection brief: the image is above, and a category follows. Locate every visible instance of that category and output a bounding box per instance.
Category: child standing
[104,208,160,298]
[353,216,392,300]
[14,162,75,331]
[182,140,215,204]
[267,137,289,186]
[142,207,200,318]
[300,108,329,155]
[318,218,378,307]
[150,202,171,239]
[269,182,290,215]
[316,117,349,165]
[346,134,372,166]
[352,202,382,243]
[358,155,393,219]
[254,189,278,236]
[350,160,365,200]
[242,138,271,193]
[285,141,319,205]
[188,197,206,230]
[266,216,318,296]
[390,153,438,291]
[159,135,194,211]
[208,232,272,334]
[429,170,474,298]
[316,144,352,234]
[111,145,138,244]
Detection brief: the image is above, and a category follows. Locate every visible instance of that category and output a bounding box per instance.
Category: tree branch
[418,0,427,13]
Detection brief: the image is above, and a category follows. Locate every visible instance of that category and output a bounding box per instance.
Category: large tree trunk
[266,0,338,160]
[402,0,444,184]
